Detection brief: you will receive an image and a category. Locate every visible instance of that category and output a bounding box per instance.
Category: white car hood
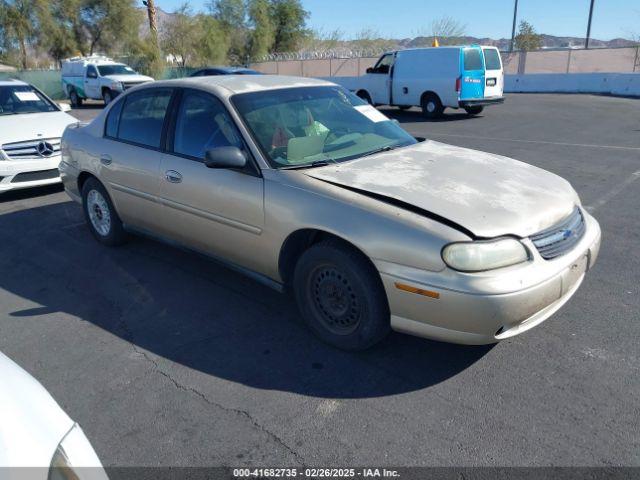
[0,352,73,467]
[103,74,153,83]
[0,111,77,145]
[305,140,579,238]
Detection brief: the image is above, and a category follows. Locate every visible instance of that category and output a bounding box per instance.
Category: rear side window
[118,89,172,148]
[483,49,502,70]
[463,48,483,71]
[173,90,243,159]
[105,99,123,138]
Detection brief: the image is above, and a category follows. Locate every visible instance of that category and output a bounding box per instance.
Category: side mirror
[204,146,247,169]
[366,67,374,74]
[58,103,71,112]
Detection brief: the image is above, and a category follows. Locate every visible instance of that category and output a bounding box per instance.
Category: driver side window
[371,54,394,74]
[173,90,243,160]
[87,66,98,79]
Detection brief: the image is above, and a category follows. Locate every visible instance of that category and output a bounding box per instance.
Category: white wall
[505,73,640,97]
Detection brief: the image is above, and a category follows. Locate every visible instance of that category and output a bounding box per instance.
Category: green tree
[209,0,246,63]
[35,0,81,63]
[270,0,308,53]
[79,0,141,55]
[515,20,542,51]
[0,0,38,69]
[247,0,275,60]
[193,14,230,66]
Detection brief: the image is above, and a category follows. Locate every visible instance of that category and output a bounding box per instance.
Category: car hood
[0,352,73,467]
[0,111,77,145]
[104,74,153,83]
[305,140,579,238]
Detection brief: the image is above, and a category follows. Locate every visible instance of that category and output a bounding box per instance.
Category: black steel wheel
[293,239,390,350]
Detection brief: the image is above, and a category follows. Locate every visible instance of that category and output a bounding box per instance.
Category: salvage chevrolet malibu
[60,76,601,350]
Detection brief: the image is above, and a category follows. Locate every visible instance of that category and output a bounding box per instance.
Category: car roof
[148,75,335,96]
[0,79,27,87]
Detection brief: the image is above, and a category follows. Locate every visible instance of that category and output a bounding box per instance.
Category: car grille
[122,81,146,90]
[530,208,586,260]
[1,138,61,160]
[11,168,60,183]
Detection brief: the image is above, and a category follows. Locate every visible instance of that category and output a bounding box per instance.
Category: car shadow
[0,201,493,399]
[381,108,484,124]
[0,184,64,203]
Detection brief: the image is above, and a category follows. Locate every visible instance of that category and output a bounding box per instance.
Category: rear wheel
[82,178,127,246]
[293,240,390,351]
[421,93,444,119]
[69,89,83,108]
[464,105,484,116]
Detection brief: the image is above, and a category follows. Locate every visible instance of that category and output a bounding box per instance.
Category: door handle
[165,170,182,183]
[100,154,112,166]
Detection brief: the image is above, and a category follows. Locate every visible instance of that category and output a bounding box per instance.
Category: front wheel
[82,178,127,246]
[102,89,114,105]
[293,240,390,351]
[464,106,484,116]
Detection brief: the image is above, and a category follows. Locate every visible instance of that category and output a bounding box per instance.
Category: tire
[464,105,484,116]
[421,93,444,119]
[357,90,373,105]
[81,177,127,246]
[69,88,83,108]
[102,89,113,106]
[293,240,390,351]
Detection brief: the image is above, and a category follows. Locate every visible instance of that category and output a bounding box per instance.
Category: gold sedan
[60,76,601,350]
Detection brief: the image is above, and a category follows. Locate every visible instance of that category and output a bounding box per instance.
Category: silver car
[60,76,601,350]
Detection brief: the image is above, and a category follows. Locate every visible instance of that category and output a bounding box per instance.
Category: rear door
[100,88,173,232]
[482,47,504,98]
[459,47,485,102]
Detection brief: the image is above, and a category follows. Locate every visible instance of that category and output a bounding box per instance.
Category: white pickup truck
[61,55,154,106]
[332,46,504,118]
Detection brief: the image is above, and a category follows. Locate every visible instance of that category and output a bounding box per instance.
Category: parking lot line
[586,170,640,212]
[425,132,640,151]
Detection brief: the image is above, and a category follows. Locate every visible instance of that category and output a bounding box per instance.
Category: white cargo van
[61,55,154,107]
[333,45,504,118]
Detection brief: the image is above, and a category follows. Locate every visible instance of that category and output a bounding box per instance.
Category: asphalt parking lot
[1,94,639,468]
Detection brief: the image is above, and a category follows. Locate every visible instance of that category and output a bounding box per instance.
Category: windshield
[232,86,417,168]
[0,85,57,116]
[98,64,137,76]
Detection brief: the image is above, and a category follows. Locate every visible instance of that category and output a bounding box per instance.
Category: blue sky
[153,0,635,41]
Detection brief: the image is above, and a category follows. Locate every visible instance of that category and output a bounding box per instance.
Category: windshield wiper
[360,144,400,158]
[279,159,335,170]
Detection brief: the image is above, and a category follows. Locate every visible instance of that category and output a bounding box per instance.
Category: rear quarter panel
[392,48,460,107]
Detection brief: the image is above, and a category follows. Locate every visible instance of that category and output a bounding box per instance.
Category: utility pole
[510,0,519,52]
[585,0,595,49]
[142,0,158,38]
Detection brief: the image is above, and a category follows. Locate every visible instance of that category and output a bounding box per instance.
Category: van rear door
[459,47,485,102]
[482,47,503,99]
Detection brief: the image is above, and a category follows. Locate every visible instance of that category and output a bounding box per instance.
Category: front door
[84,65,101,99]
[157,89,265,270]
[365,53,394,105]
